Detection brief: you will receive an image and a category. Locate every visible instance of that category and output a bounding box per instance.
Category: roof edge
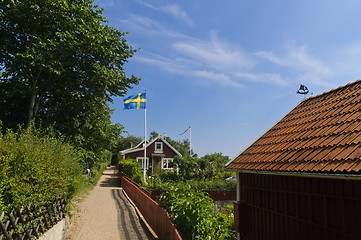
[225,99,303,168]
[224,169,361,180]
[120,135,182,157]
[307,79,361,100]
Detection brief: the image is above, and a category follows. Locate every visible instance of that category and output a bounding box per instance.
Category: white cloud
[136,54,244,88]
[133,0,157,10]
[235,72,288,86]
[136,54,189,75]
[119,9,334,89]
[193,70,245,88]
[133,1,193,26]
[255,43,333,86]
[119,14,164,32]
[172,34,253,71]
[132,30,296,87]
[161,4,193,26]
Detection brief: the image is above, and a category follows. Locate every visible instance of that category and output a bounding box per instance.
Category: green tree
[199,153,230,178]
[173,155,200,180]
[117,135,143,151]
[172,152,231,180]
[0,0,139,152]
[111,134,142,164]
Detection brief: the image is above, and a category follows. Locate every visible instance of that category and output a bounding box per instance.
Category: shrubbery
[159,170,180,182]
[0,127,84,213]
[158,185,236,240]
[0,124,114,214]
[117,150,237,239]
[118,158,144,184]
[146,176,236,191]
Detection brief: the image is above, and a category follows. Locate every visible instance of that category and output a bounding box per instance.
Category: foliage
[199,153,231,178]
[118,158,143,184]
[127,151,236,191]
[146,178,236,191]
[173,155,199,180]
[0,126,85,213]
[87,162,109,185]
[116,135,143,151]
[0,0,138,156]
[159,171,180,182]
[77,148,111,171]
[218,205,235,233]
[173,152,232,181]
[158,185,236,240]
[111,134,143,165]
[147,174,162,189]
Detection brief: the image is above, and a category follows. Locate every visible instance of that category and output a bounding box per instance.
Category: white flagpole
[143,90,147,183]
[189,126,192,156]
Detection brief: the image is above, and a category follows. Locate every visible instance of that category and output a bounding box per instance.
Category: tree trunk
[27,78,37,127]
[27,69,42,127]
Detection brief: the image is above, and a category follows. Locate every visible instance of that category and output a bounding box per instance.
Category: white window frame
[154,142,163,153]
[136,157,150,170]
[161,158,174,170]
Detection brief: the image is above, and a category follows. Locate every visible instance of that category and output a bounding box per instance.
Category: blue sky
[97,0,361,158]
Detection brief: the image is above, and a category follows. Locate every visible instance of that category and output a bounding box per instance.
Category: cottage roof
[120,135,182,157]
[226,80,361,174]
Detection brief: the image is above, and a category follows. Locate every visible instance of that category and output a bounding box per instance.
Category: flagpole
[189,126,192,156]
[144,89,147,184]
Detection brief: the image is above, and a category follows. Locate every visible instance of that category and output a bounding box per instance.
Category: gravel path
[65,166,155,240]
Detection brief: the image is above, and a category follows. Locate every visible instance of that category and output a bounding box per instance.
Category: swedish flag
[124,93,146,109]
[179,126,191,135]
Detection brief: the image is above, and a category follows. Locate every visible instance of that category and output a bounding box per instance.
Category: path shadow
[99,177,121,188]
[99,167,121,188]
[111,189,156,240]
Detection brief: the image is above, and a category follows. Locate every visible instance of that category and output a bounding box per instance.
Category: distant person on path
[84,168,91,177]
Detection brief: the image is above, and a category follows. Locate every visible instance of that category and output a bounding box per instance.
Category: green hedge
[145,176,236,191]
[158,185,236,240]
[118,158,144,184]
[0,127,84,213]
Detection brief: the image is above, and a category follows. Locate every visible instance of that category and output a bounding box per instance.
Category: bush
[145,178,236,191]
[118,158,143,184]
[188,179,236,191]
[159,171,180,182]
[0,127,84,213]
[158,185,236,240]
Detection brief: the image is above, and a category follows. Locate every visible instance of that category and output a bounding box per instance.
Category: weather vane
[296,84,309,99]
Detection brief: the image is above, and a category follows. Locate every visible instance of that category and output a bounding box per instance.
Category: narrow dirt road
[65,166,155,240]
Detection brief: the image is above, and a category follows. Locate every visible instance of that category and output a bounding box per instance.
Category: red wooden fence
[120,175,182,240]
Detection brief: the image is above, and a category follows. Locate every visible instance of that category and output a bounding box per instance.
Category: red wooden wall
[121,175,182,240]
[235,173,361,240]
[125,140,179,159]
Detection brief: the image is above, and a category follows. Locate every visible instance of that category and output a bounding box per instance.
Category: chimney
[130,142,133,148]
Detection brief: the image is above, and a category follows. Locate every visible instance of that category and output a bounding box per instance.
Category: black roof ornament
[296,84,309,95]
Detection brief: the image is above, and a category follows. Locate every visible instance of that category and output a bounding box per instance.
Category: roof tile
[226,80,361,174]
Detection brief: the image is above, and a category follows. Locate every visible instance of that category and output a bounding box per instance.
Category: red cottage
[120,135,182,174]
[226,80,361,240]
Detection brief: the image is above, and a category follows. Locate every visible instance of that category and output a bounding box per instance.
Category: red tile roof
[226,80,361,173]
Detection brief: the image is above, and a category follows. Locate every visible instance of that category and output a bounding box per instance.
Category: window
[155,142,163,153]
[136,157,149,169]
[162,158,174,170]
